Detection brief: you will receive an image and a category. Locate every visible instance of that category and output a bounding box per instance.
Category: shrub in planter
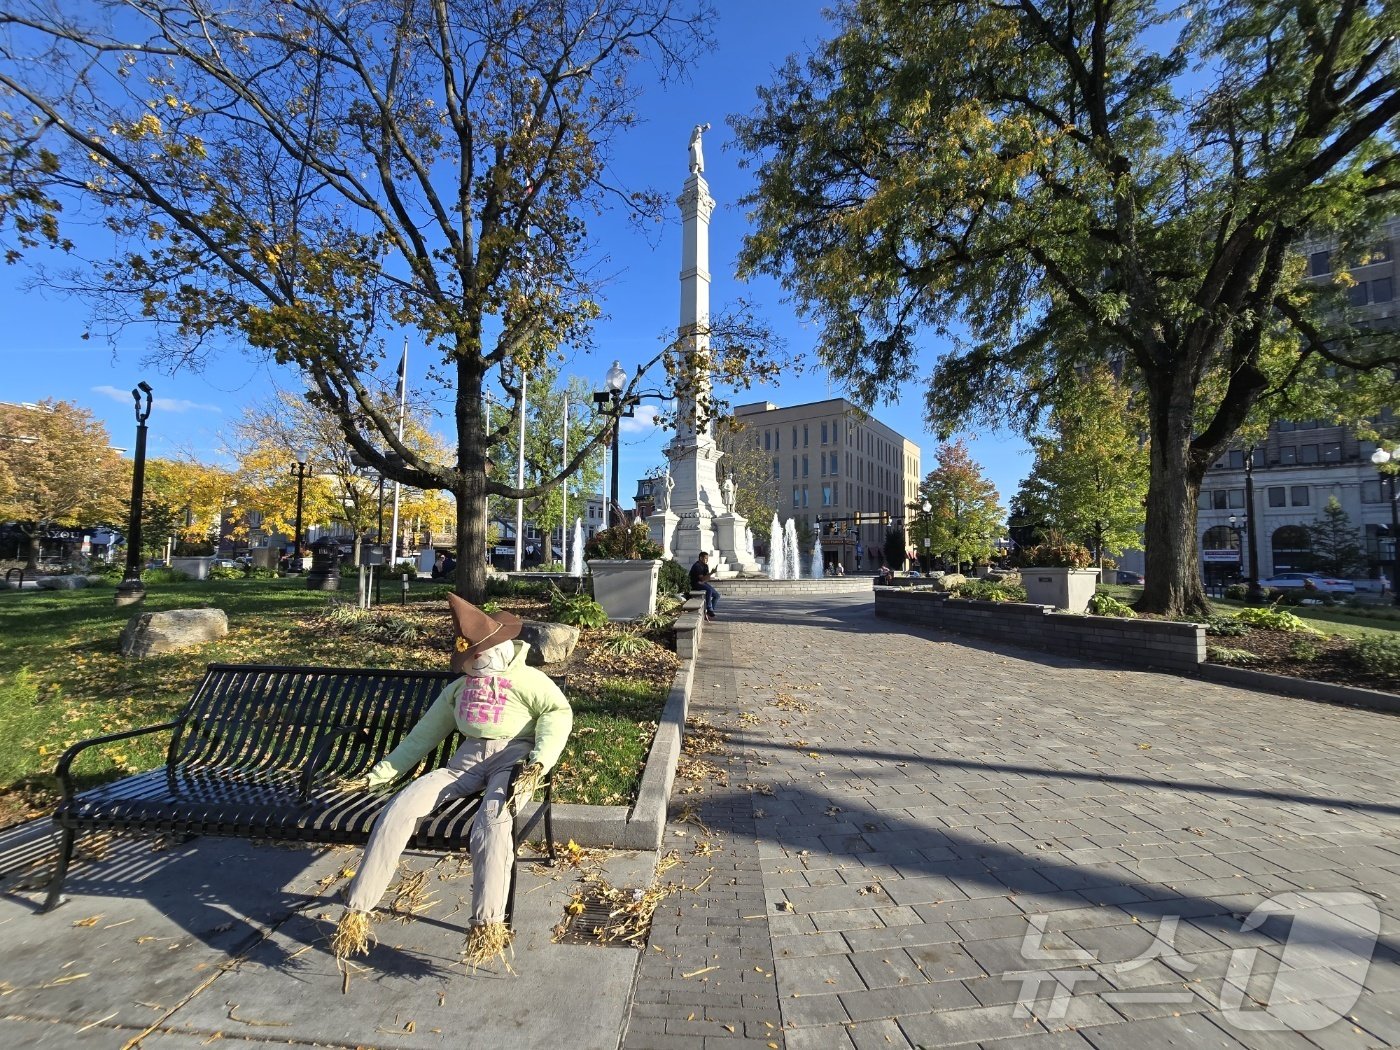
[1352,636,1400,677]
[548,586,608,629]
[208,564,243,581]
[659,559,691,596]
[1016,541,1093,569]
[585,522,663,561]
[954,577,1027,602]
[1087,592,1137,618]
[1224,583,1249,600]
[1208,646,1260,665]
[1205,615,1250,636]
[1234,607,1324,635]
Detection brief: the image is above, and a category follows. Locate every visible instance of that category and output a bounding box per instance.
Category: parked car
[1257,572,1356,594]
[1115,570,1145,585]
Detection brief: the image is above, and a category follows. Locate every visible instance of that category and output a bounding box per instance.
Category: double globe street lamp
[593,361,631,527]
[1371,445,1400,607]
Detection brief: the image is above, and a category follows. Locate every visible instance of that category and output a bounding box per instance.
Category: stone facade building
[728,398,921,571]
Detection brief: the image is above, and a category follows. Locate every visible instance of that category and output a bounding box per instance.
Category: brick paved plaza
[625,593,1400,1049]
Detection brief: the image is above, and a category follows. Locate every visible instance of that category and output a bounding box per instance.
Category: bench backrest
[168,664,465,779]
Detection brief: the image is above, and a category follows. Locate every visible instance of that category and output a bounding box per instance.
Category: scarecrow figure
[332,594,572,967]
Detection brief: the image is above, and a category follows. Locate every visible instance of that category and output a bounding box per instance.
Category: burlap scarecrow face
[447,593,522,675]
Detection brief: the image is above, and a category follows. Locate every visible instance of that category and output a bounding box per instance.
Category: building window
[1276,420,1295,432]
[772,458,780,479]
[1362,480,1382,503]
[1291,486,1310,507]
[1308,250,1331,276]
[801,486,809,507]
[1229,489,1245,509]
[822,483,832,506]
[764,431,771,451]
[1268,486,1286,508]
[1297,419,1318,430]
[803,424,809,447]
[792,426,797,447]
[1228,450,1245,469]
[821,422,828,444]
[1371,276,1394,303]
[1211,490,1229,510]
[1322,441,1342,463]
[1299,444,1319,464]
[1278,445,1297,465]
[793,456,798,479]
[830,452,839,475]
[1348,282,1369,307]
[793,486,800,507]
[802,455,809,477]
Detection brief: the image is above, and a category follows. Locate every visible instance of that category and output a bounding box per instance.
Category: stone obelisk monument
[650,124,759,575]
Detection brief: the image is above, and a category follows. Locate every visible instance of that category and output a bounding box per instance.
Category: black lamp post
[115,382,154,607]
[917,499,932,572]
[289,448,309,574]
[1242,446,1266,603]
[594,360,631,527]
[1372,446,1400,607]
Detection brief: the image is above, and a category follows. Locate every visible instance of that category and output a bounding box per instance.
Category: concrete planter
[169,556,214,581]
[587,559,661,621]
[1021,567,1099,613]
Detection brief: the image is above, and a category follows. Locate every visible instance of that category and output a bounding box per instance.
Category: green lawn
[1095,583,1400,641]
[0,576,664,825]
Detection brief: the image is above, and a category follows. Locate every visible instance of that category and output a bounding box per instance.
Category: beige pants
[344,736,532,925]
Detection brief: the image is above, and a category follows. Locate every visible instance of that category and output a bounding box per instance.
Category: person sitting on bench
[332,594,572,967]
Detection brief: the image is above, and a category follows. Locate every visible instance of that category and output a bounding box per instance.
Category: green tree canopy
[1015,366,1149,562]
[0,400,127,568]
[916,440,1004,572]
[1305,496,1369,578]
[732,0,1399,616]
[0,0,780,601]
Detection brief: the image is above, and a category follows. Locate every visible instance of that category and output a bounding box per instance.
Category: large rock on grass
[120,608,228,659]
[36,574,89,590]
[519,620,580,666]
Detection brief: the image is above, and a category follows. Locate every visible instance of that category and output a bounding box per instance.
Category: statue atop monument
[688,123,711,174]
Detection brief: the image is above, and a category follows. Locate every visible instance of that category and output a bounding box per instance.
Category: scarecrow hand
[508,762,545,814]
[334,775,371,794]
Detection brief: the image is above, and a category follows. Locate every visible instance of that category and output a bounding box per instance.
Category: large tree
[1016,366,1149,563]
[142,457,236,557]
[0,0,776,601]
[0,400,126,568]
[732,0,1400,616]
[228,389,454,561]
[916,440,1003,573]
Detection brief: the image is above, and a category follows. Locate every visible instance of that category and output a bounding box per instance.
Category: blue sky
[0,0,1031,507]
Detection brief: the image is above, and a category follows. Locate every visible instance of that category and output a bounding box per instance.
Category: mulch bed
[1204,627,1398,695]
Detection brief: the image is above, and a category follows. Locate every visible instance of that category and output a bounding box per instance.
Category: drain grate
[553,888,647,948]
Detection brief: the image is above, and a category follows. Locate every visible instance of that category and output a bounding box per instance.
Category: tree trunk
[25,529,40,571]
[1138,382,1210,618]
[453,364,490,604]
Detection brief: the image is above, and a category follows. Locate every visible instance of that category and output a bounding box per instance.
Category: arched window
[1201,525,1238,551]
[1271,525,1312,573]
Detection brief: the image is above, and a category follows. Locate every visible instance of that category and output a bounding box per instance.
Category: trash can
[305,538,342,591]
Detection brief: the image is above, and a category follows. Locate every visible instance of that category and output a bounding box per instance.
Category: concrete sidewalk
[0,819,655,1049]
[623,594,1400,1049]
[5,592,1400,1050]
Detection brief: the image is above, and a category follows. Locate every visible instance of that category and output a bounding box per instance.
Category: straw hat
[447,593,522,672]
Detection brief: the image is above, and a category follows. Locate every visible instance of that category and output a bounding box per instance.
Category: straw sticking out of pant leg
[462,921,514,972]
[331,908,372,959]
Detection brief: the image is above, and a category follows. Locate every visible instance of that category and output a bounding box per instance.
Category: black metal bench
[45,663,556,916]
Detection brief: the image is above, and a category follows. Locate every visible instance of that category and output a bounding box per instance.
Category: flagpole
[561,391,569,573]
[389,336,407,564]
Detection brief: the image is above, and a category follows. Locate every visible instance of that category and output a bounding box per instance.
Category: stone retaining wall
[712,577,875,597]
[874,587,1205,672]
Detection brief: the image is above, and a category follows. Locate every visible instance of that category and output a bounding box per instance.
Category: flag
[395,338,408,399]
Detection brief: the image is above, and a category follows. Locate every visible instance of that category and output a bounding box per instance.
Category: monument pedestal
[714,513,760,574]
[648,509,679,559]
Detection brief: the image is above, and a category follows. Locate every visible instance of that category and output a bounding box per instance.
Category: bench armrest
[298,725,372,802]
[52,721,182,803]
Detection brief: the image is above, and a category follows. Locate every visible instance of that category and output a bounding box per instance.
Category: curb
[1194,662,1400,715]
[518,596,706,849]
